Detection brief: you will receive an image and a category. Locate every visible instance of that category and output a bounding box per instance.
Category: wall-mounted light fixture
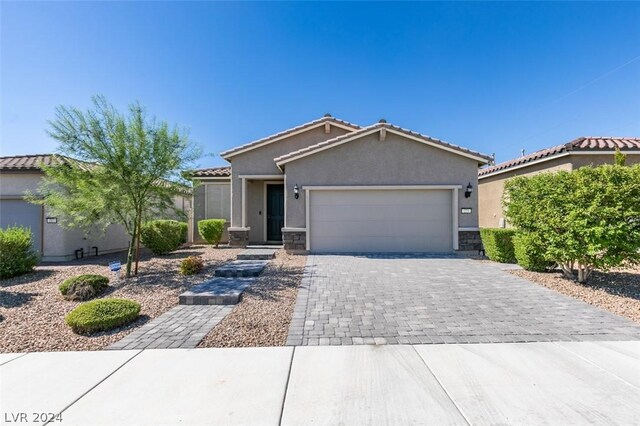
[464,182,473,198]
[294,184,300,199]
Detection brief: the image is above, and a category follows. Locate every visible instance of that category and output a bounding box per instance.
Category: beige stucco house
[189,115,492,253]
[0,154,191,261]
[478,137,640,228]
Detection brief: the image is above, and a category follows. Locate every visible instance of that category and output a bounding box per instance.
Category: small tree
[503,164,640,282]
[33,96,199,277]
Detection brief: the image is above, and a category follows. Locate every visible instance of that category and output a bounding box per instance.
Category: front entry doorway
[266,184,285,242]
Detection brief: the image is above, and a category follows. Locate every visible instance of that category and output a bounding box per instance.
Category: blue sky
[2,1,639,166]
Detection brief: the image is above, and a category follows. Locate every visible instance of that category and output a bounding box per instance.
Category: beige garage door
[309,189,453,253]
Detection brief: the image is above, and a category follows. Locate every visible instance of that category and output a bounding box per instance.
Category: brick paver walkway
[109,305,232,350]
[286,254,640,346]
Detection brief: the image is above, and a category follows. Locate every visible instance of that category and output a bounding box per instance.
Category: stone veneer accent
[228,228,250,247]
[283,229,307,252]
[458,230,482,251]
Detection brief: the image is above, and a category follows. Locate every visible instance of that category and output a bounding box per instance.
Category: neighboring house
[478,137,640,228]
[0,154,191,262]
[189,115,492,253]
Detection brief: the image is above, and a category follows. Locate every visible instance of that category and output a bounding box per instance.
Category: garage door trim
[304,185,461,252]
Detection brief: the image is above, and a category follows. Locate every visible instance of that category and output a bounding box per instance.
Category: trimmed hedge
[180,256,204,275]
[59,274,109,301]
[198,219,226,247]
[140,220,188,255]
[0,226,39,279]
[513,232,554,272]
[65,298,141,334]
[479,228,516,263]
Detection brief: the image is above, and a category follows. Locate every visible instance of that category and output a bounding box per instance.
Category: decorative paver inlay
[108,305,233,350]
[179,277,255,305]
[215,260,268,277]
[286,254,640,346]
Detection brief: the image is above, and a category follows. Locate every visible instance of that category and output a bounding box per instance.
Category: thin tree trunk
[125,220,138,278]
[134,209,142,275]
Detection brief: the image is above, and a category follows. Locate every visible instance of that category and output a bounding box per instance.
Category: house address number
[460,208,472,214]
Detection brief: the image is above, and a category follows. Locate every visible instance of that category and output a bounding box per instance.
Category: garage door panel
[309,189,453,253]
[311,220,452,238]
[310,190,450,206]
[311,236,449,253]
[311,204,449,222]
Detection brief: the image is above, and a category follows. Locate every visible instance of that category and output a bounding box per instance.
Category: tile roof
[220,115,360,159]
[0,154,62,171]
[478,137,640,177]
[274,121,493,165]
[186,166,231,178]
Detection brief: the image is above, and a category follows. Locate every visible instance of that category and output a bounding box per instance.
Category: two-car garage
[307,187,457,253]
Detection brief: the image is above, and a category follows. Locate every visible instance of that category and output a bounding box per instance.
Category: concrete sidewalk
[1,342,639,425]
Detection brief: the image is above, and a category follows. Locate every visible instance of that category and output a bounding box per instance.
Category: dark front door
[266,184,285,241]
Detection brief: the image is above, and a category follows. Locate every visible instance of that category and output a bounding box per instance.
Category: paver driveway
[286,254,640,345]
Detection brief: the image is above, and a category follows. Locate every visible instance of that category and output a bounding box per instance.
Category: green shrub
[0,226,39,279]
[59,274,109,300]
[198,219,226,247]
[65,298,141,334]
[140,220,188,255]
[180,256,204,275]
[480,228,516,263]
[513,232,554,272]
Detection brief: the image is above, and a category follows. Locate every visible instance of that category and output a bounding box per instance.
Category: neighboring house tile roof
[220,114,360,159]
[0,154,61,171]
[186,166,231,178]
[478,137,640,177]
[274,121,493,165]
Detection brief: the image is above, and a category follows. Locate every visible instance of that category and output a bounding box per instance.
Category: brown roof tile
[478,137,640,177]
[0,154,61,171]
[186,166,231,178]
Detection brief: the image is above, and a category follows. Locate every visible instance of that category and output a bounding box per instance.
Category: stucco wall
[191,182,230,244]
[229,124,353,228]
[283,131,482,229]
[1,171,188,261]
[477,152,640,228]
[246,180,265,242]
[0,172,43,195]
[478,157,572,228]
[570,153,640,168]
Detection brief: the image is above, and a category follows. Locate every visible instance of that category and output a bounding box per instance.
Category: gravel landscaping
[0,245,240,353]
[510,265,640,323]
[199,251,306,348]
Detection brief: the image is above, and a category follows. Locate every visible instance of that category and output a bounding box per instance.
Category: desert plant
[479,228,516,263]
[65,298,141,334]
[59,274,109,301]
[0,226,39,279]
[140,220,187,255]
[504,164,640,282]
[180,256,204,275]
[33,95,200,278]
[513,232,554,272]
[198,219,226,247]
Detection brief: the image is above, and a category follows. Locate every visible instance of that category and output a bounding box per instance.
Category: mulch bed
[199,251,306,348]
[510,265,640,323]
[0,245,241,353]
